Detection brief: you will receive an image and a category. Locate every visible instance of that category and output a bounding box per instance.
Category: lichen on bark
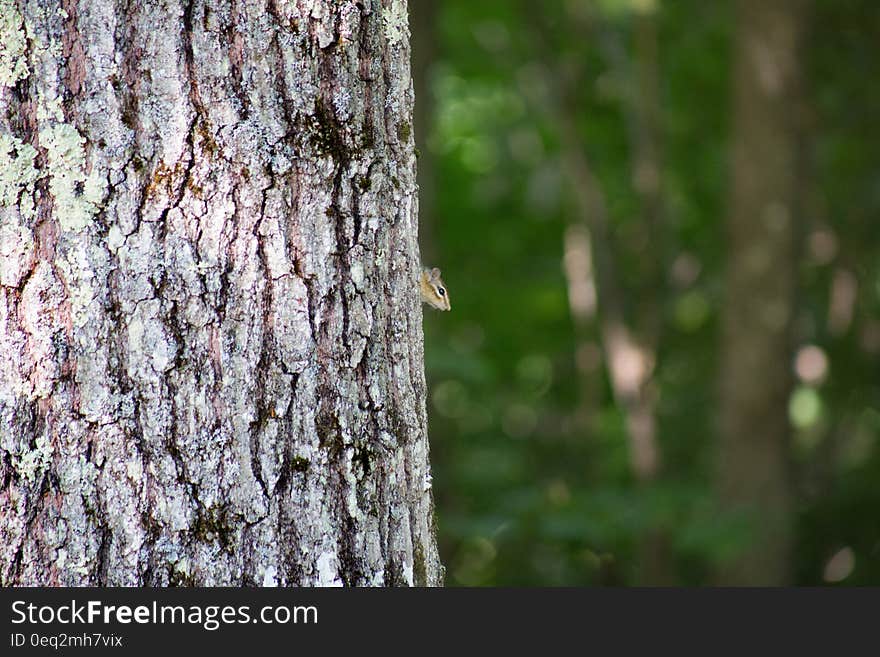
[1,0,442,587]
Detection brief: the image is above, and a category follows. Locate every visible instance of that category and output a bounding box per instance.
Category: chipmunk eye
[437,287,446,296]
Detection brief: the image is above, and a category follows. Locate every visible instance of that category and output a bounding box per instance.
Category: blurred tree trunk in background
[549,8,662,486]
[0,0,442,586]
[631,10,665,346]
[629,8,672,585]
[547,4,670,583]
[717,0,807,585]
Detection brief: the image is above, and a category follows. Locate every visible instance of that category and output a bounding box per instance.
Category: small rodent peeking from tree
[420,268,451,311]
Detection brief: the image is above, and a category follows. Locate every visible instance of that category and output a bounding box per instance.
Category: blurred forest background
[410,0,880,586]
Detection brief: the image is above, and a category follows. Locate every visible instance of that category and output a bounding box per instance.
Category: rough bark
[0,0,442,586]
[717,0,806,585]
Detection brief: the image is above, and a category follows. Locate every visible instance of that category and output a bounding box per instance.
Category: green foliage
[421,0,880,585]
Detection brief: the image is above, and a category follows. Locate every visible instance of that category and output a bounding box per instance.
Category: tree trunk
[717,0,806,585]
[0,0,442,586]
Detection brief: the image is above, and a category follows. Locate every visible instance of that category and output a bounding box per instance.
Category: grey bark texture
[0,0,443,586]
[717,0,805,585]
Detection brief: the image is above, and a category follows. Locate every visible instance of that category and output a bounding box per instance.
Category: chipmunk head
[420,267,451,311]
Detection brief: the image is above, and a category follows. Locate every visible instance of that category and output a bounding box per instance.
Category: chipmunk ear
[430,267,441,279]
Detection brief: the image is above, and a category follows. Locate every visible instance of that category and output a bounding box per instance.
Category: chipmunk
[420,267,451,311]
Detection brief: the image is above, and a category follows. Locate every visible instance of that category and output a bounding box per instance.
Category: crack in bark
[181,0,208,118]
[223,0,250,119]
[2,0,442,587]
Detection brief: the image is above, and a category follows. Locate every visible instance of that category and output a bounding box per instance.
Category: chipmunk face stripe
[420,267,451,311]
